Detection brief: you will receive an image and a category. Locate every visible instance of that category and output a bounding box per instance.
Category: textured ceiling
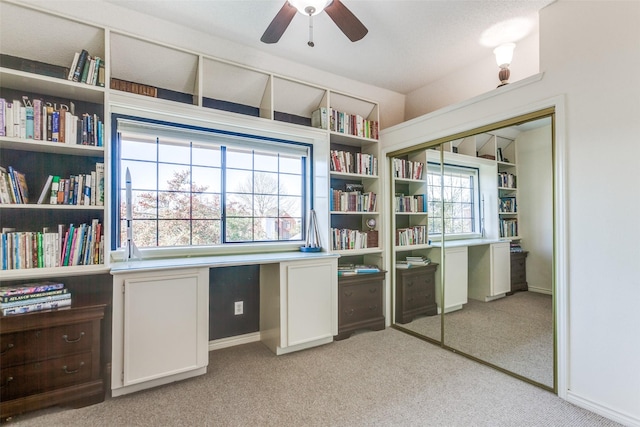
[103,0,554,94]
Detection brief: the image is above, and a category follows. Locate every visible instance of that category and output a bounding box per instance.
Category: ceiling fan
[261,0,368,47]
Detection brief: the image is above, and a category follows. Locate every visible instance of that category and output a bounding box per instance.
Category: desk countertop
[429,238,508,248]
[110,250,339,274]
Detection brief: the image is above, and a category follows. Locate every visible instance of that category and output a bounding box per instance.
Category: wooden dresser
[0,305,106,421]
[334,271,386,340]
[509,251,529,293]
[395,263,439,324]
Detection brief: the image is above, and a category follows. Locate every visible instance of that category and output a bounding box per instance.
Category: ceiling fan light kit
[288,0,332,16]
[261,0,368,46]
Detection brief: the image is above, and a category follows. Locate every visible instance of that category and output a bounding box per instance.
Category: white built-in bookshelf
[0,0,384,280]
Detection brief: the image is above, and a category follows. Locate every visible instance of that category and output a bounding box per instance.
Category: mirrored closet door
[390,111,555,391]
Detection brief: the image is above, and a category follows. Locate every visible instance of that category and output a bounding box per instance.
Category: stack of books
[0,281,71,316]
[396,256,431,269]
[337,264,381,276]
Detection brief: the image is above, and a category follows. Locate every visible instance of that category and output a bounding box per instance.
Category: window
[427,163,479,236]
[115,117,309,249]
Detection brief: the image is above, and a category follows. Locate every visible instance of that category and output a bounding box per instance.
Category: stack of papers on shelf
[396,256,431,269]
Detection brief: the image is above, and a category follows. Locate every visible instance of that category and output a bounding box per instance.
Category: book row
[1,219,104,271]
[500,219,518,237]
[0,97,104,146]
[395,193,427,213]
[0,282,71,316]
[330,189,377,212]
[329,150,378,176]
[393,158,424,180]
[68,49,105,87]
[0,163,104,206]
[330,228,373,251]
[0,165,29,204]
[395,225,428,246]
[315,107,379,140]
[110,77,158,97]
[498,172,517,188]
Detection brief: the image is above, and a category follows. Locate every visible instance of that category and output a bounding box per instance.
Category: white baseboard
[209,332,261,351]
[567,391,640,427]
[528,286,552,295]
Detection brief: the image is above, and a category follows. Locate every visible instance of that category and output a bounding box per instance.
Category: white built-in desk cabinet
[110,252,337,396]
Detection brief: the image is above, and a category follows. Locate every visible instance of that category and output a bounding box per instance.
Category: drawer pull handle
[0,376,13,388]
[62,332,85,343]
[344,291,353,297]
[345,308,355,316]
[368,305,378,311]
[0,343,14,355]
[369,288,377,293]
[63,362,85,374]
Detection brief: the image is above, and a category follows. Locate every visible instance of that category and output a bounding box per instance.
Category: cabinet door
[444,246,468,310]
[491,242,511,296]
[283,259,337,347]
[122,269,208,386]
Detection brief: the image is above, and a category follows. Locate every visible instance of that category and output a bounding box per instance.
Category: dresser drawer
[1,351,94,401]
[339,283,382,325]
[340,282,381,305]
[401,274,434,297]
[0,321,95,368]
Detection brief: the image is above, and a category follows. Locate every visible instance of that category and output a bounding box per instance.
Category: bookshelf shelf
[0,264,110,281]
[0,136,104,156]
[0,68,106,104]
[0,204,105,210]
[395,243,432,252]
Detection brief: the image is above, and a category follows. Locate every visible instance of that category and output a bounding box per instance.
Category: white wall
[20,0,406,129]
[517,125,553,294]
[382,2,640,425]
[405,31,540,120]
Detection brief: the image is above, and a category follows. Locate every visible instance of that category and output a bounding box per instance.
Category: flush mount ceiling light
[494,42,516,87]
[261,0,368,47]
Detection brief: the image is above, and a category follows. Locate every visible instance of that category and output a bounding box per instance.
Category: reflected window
[427,164,478,235]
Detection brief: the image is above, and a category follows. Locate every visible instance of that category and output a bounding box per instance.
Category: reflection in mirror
[391,145,443,343]
[390,114,555,390]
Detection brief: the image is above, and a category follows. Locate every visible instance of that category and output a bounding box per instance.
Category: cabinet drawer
[339,283,382,324]
[403,292,434,311]
[401,275,434,297]
[1,351,94,401]
[340,283,381,305]
[0,321,95,367]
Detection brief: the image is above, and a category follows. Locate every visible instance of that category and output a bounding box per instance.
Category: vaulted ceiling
[103,0,554,94]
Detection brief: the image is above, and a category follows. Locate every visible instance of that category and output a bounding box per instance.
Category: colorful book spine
[25,106,34,139]
[0,98,5,137]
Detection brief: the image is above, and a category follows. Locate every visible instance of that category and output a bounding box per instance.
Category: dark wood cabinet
[509,251,528,293]
[0,305,106,420]
[335,271,386,340]
[395,263,438,324]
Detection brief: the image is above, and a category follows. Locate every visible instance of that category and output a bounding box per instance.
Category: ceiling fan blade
[324,0,368,42]
[261,2,297,44]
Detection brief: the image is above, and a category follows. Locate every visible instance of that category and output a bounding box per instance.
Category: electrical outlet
[234,301,243,315]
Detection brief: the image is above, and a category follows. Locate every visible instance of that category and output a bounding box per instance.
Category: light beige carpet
[401,291,554,387]
[11,326,616,427]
